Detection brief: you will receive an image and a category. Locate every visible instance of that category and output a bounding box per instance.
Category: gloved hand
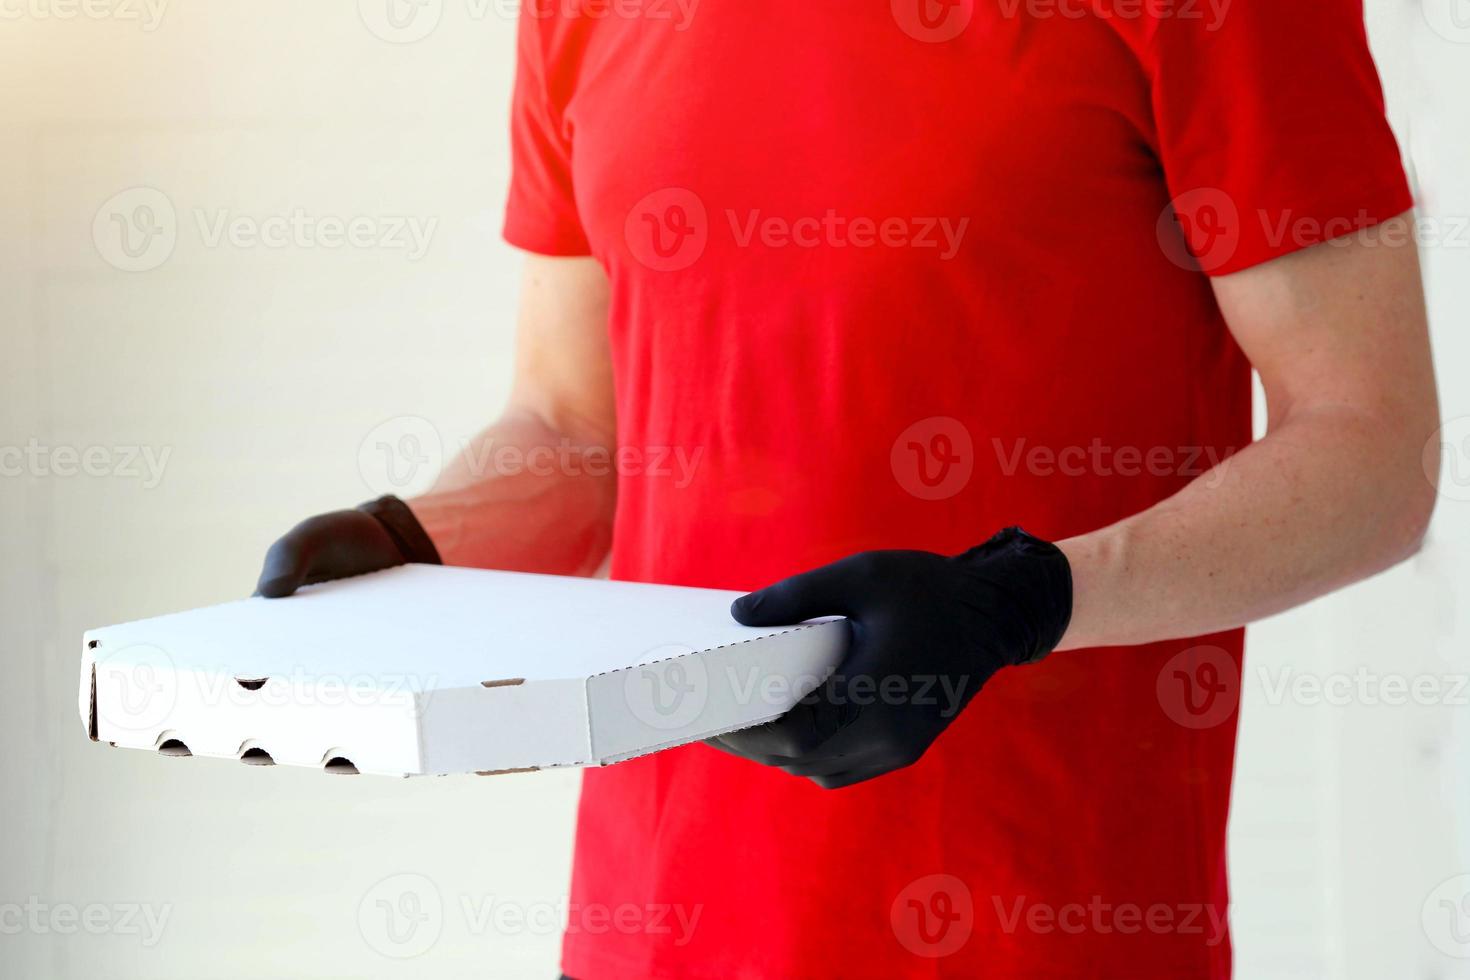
[254,495,441,598]
[708,527,1072,789]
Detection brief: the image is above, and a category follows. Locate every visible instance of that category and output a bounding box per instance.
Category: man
[256,1,1439,975]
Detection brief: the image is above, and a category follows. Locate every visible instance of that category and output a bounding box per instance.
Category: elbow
[1390,481,1436,565]
[1382,447,1440,567]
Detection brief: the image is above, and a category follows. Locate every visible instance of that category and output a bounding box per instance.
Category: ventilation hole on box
[481,678,525,688]
[87,639,98,649]
[240,747,275,766]
[234,677,267,691]
[157,739,192,758]
[324,756,359,775]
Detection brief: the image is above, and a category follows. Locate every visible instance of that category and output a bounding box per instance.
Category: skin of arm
[406,255,618,576]
[1057,212,1441,650]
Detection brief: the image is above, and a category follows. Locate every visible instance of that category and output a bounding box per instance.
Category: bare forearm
[1056,404,1437,651]
[406,410,616,576]
[1054,215,1440,651]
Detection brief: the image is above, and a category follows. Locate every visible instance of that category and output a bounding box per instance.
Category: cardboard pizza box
[79,565,848,777]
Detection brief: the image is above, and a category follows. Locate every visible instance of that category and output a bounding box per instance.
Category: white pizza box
[79,565,848,777]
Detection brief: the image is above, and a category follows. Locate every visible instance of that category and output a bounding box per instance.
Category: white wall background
[0,3,1466,977]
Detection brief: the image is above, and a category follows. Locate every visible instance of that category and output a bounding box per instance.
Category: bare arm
[407,254,617,576]
[1057,213,1440,650]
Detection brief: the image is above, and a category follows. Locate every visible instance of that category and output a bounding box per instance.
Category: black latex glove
[708,527,1072,789]
[254,495,441,598]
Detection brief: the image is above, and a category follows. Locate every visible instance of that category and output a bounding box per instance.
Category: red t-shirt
[503,3,1410,977]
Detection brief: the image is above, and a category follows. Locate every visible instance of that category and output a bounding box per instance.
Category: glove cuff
[955,526,1073,665]
[357,495,442,566]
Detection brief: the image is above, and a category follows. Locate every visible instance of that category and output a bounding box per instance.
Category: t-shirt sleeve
[503,11,591,256]
[1144,0,1413,276]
